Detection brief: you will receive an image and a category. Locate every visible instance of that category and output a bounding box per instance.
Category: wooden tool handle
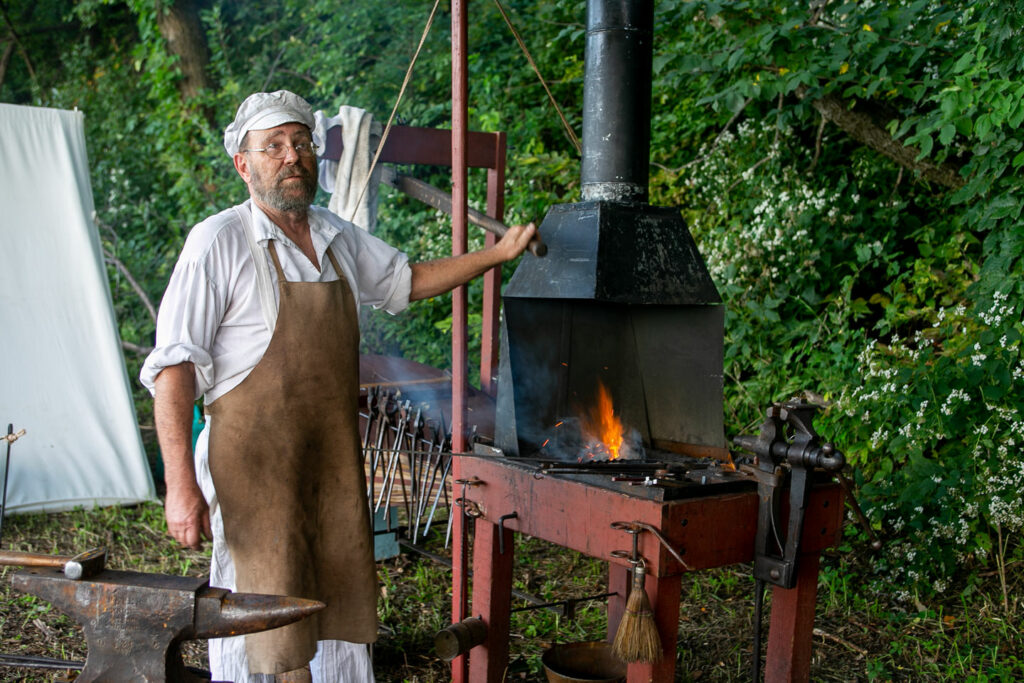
[0,550,67,568]
[468,209,548,258]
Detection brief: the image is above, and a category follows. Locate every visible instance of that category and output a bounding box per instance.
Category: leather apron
[206,241,377,674]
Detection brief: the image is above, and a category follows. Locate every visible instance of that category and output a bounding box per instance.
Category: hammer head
[62,547,106,580]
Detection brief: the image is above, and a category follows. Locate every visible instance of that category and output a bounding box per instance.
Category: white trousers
[196,425,376,683]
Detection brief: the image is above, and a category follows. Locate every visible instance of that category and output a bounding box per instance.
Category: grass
[0,502,1021,681]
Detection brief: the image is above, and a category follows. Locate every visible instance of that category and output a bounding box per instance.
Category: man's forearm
[153,362,211,549]
[410,249,503,301]
[409,221,536,301]
[153,363,198,487]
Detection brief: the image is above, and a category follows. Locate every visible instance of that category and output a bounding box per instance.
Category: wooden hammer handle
[0,550,68,568]
[0,547,106,579]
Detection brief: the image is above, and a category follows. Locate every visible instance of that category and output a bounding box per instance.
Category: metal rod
[392,401,414,523]
[399,538,612,619]
[0,653,84,670]
[374,411,396,512]
[380,402,411,514]
[510,591,617,614]
[379,168,546,257]
[426,449,453,537]
[0,424,14,545]
[368,395,392,508]
[413,424,439,542]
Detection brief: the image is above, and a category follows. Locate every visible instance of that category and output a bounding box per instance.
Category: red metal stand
[458,458,844,683]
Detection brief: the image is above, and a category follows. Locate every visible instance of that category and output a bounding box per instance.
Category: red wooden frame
[460,459,845,682]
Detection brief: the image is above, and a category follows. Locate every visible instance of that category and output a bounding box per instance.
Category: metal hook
[497,512,518,555]
[611,520,690,570]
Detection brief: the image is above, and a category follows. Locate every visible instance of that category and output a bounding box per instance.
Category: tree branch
[805,91,965,189]
[122,339,155,355]
[0,1,36,82]
[808,113,826,173]
[0,40,12,90]
[102,247,158,324]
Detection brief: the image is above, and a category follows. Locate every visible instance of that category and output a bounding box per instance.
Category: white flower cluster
[980,454,1024,530]
[684,120,851,287]
[940,388,972,416]
[980,291,1014,327]
[835,285,1024,593]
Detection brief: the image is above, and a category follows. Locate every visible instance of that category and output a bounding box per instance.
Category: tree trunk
[156,0,211,100]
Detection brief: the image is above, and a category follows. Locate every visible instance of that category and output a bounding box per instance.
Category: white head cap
[223,90,318,157]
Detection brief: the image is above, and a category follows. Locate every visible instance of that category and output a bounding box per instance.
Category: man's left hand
[494,222,537,261]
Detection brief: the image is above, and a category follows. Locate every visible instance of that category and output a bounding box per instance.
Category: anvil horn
[193,587,325,638]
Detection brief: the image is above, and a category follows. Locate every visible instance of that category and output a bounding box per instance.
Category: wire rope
[491,0,582,156]
[349,0,442,222]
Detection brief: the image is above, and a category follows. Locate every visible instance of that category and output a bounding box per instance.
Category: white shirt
[140,200,411,403]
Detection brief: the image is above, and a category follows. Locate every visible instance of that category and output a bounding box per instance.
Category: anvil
[13,567,324,682]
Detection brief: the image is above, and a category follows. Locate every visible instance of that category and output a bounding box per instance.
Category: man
[140,90,536,682]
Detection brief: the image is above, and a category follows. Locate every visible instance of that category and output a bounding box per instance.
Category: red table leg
[469,518,515,683]
[607,563,628,639]
[763,551,822,683]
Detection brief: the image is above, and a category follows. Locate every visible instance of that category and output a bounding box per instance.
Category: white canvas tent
[0,103,156,513]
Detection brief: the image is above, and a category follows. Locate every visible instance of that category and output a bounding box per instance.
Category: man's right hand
[165,478,212,550]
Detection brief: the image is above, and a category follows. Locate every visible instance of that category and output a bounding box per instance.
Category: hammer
[0,546,106,579]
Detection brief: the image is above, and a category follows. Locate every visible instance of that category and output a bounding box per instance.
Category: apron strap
[236,203,348,327]
[325,247,344,279]
[234,202,278,333]
[266,239,288,281]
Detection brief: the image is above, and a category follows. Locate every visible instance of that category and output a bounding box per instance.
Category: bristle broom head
[611,564,662,664]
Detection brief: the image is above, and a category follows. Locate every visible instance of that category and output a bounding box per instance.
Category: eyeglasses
[242,141,319,159]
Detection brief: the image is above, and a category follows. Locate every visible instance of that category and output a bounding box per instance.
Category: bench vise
[734,399,845,588]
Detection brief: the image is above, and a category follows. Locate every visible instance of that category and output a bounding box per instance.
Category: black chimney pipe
[581,0,654,203]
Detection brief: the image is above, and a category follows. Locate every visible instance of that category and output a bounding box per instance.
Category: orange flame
[583,382,625,460]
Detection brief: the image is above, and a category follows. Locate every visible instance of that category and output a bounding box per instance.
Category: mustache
[277,167,314,183]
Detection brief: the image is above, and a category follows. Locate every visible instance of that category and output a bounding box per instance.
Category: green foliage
[659,0,1024,598]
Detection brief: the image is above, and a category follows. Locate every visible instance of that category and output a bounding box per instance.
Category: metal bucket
[542,641,627,683]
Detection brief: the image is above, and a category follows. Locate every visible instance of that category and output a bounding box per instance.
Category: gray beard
[252,167,317,213]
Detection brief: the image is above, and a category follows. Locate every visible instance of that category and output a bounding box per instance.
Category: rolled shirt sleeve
[140,238,226,399]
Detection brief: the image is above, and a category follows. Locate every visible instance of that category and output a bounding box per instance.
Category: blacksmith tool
[424,431,453,538]
[372,393,397,511]
[733,399,845,589]
[362,386,380,506]
[12,567,325,682]
[379,166,547,257]
[0,547,106,580]
[733,398,845,682]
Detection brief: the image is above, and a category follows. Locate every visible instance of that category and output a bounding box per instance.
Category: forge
[438,1,848,682]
